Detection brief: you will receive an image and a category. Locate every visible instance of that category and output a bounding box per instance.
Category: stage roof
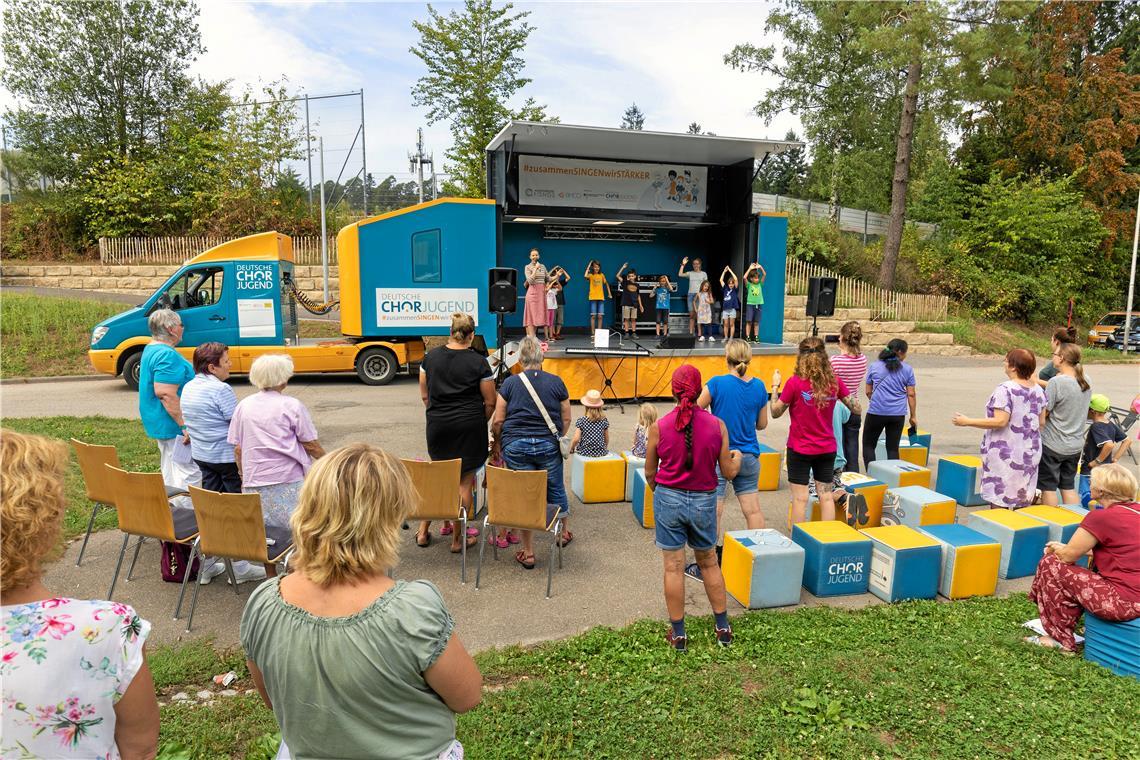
[486,121,803,166]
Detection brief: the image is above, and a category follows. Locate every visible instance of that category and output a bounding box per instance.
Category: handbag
[160,540,200,583]
[518,370,572,459]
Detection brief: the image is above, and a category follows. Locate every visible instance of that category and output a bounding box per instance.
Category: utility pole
[305,94,313,213]
[408,128,433,204]
[359,90,368,215]
[319,137,329,302]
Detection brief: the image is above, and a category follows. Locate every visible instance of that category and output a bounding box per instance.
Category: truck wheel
[356,347,398,386]
[121,351,143,391]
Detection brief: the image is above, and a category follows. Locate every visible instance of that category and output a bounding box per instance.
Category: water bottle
[772,368,781,392]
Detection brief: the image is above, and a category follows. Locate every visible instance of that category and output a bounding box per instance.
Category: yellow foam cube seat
[838,472,888,528]
[723,529,805,608]
[919,524,1001,599]
[570,452,626,504]
[756,443,781,491]
[967,509,1050,579]
[620,451,646,501]
[883,486,957,528]
[630,468,654,528]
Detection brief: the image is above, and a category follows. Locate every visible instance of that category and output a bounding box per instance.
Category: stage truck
[90,122,801,396]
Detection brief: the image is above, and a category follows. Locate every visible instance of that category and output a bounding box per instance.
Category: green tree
[2,0,203,183]
[621,103,646,130]
[686,122,702,135]
[755,129,809,197]
[411,0,551,197]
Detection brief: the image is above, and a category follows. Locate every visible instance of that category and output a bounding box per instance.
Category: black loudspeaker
[806,276,838,317]
[658,333,696,349]
[488,267,517,313]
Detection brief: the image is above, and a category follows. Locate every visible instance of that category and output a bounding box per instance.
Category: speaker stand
[811,314,819,338]
[493,313,509,388]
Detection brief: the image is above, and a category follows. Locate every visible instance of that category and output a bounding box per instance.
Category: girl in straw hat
[572,389,610,458]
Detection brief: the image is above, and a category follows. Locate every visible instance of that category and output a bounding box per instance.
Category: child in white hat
[572,389,610,457]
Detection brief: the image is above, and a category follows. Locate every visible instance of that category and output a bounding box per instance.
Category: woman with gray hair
[228,355,325,577]
[491,336,572,569]
[138,308,200,489]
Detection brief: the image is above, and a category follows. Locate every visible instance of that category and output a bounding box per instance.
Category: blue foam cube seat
[791,521,872,597]
[722,529,805,609]
[631,468,654,528]
[1084,614,1140,679]
[860,525,941,602]
[966,509,1049,579]
[621,451,645,501]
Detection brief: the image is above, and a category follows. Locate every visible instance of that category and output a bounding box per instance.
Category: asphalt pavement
[5,357,1138,653]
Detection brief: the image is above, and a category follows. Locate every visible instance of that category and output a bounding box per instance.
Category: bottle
[772,368,781,392]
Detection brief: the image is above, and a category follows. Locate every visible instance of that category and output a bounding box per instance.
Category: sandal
[1022,635,1074,654]
[557,530,574,548]
[439,523,454,536]
[487,533,508,549]
[505,530,520,545]
[416,532,431,548]
[450,535,478,553]
[515,550,536,570]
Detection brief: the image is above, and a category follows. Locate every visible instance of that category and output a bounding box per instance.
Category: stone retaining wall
[1,263,339,302]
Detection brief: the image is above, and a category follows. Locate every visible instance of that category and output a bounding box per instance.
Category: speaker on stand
[489,268,518,386]
[805,276,837,337]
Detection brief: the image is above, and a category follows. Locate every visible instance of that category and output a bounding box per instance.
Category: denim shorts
[716,452,760,499]
[722,308,738,319]
[653,484,718,551]
[502,437,569,514]
[589,300,605,316]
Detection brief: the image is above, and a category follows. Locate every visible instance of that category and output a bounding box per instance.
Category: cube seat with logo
[791,521,872,597]
[883,485,957,529]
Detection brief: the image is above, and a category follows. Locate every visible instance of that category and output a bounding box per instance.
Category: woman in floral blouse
[1,430,159,759]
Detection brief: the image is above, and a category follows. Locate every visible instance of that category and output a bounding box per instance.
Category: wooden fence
[785,258,949,322]
[98,236,338,266]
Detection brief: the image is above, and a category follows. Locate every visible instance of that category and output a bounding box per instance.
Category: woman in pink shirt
[645,365,741,652]
[228,354,326,537]
[772,337,860,525]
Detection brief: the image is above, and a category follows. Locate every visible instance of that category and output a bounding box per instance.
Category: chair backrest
[402,458,463,520]
[103,465,176,540]
[188,486,270,563]
[1109,406,1138,432]
[71,439,121,504]
[485,465,551,531]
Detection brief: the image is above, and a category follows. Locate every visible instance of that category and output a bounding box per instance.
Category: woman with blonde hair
[1027,463,1140,652]
[829,321,867,472]
[771,337,860,524]
[417,313,496,551]
[1,430,159,759]
[227,354,325,584]
[241,443,481,758]
[1037,342,1092,506]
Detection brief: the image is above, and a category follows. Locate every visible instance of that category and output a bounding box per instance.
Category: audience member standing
[491,337,572,569]
[829,321,867,472]
[1037,343,1092,506]
[645,364,741,651]
[417,313,496,552]
[1,431,160,760]
[772,337,859,524]
[952,349,1047,509]
[1036,327,1079,389]
[181,342,240,493]
[862,338,917,469]
[241,444,481,760]
[138,308,199,490]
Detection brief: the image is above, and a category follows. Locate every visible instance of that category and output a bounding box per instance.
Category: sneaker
[666,630,688,652]
[684,562,704,583]
[698,336,706,342]
[715,626,734,648]
[226,564,268,585]
[198,560,226,586]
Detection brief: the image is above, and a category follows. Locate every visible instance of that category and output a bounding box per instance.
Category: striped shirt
[830,352,868,400]
[181,373,239,464]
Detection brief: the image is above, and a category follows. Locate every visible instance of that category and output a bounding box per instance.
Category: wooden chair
[70,439,121,566]
[476,465,563,598]
[179,486,294,632]
[103,465,199,617]
[401,458,471,582]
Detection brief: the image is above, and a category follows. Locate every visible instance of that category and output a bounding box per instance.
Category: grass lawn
[917,316,1134,363]
[1,294,133,377]
[298,319,341,339]
[1,417,156,540]
[148,594,1140,759]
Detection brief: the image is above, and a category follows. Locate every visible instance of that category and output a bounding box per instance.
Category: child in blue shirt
[720,266,740,341]
[654,275,675,336]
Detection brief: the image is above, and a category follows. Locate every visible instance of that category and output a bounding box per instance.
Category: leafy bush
[917,173,1112,322]
[785,211,925,291]
[1,194,92,260]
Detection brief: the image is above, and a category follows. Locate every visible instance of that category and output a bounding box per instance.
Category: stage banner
[518,155,708,214]
[374,288,479,328]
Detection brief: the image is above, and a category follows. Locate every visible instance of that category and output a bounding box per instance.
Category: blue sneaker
[684,562,703,583]
[665,630,688,652]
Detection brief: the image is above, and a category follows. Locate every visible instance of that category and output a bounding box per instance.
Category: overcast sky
[187,1,801,183]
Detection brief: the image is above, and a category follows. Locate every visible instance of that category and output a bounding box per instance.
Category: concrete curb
[0,374,116,385]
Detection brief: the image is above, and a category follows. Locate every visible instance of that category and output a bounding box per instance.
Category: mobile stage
[486,121,801,400]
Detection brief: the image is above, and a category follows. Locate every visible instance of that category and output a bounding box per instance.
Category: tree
[620,103,646,130]
[2,0,203,183]
[411,0,552,197]
[687,122,702,135]
[754,129,808,197]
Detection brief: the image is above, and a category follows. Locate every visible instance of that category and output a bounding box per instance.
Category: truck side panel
[340,199,498,342]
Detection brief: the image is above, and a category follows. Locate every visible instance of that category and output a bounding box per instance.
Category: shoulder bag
[518,371,572,459]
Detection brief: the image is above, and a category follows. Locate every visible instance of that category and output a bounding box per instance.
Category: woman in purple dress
[952,349,1048,509]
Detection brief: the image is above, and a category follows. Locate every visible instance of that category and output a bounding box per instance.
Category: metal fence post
[864,209,869,245]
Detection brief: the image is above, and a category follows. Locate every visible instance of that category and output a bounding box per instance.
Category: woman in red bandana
[645,364,741,652]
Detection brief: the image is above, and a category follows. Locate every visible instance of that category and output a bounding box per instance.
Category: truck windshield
[156,266,225,311]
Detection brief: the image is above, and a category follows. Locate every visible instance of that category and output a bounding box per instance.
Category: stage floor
[500,332,797,402]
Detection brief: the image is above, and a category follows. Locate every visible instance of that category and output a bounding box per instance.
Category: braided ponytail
[683,419,694,471]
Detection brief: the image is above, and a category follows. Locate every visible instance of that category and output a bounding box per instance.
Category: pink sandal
[487,534,509,549]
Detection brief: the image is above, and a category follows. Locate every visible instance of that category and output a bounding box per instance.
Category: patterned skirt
[244,480,304,530]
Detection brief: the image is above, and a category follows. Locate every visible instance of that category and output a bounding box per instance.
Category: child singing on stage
[720,266,740,341]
